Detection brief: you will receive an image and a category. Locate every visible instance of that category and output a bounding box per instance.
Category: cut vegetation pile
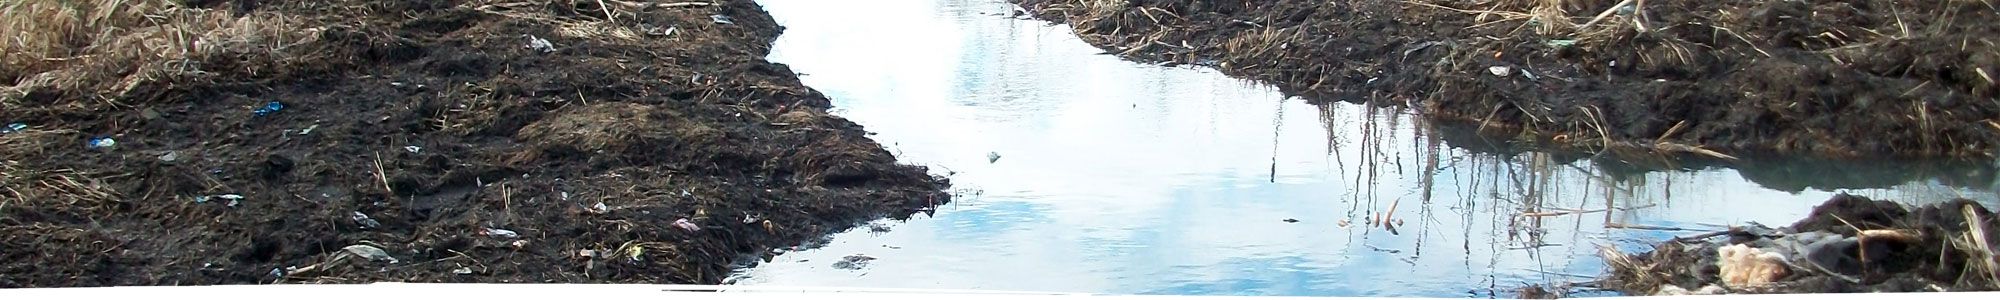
[1601,194,2000,294]
[1013,0,2000,158]
[2,0,948,286]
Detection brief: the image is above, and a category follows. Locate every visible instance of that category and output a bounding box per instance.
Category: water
[732,0,2000,296]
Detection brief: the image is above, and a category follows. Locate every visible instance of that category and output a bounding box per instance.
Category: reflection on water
[734,0,2000,296]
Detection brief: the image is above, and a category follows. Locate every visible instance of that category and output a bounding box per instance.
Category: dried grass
[2,0,319,105]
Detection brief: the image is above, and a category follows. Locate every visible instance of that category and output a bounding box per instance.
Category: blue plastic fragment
[87,137,116,149]
[1,123,23,133]
[253,101,285,116]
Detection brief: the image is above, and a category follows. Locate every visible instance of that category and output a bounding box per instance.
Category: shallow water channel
[730,0,2000,296]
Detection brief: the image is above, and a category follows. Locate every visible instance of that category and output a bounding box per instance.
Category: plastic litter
[351,211,381,229]
[341,245,398,263]
[1545,39,1577,48]
[452,267,473,275]
[158,151,180,162]
[196,194,244,204]
[1,123,24,134]
[525,35,556,53]
[87,137,116,149]
[710,15,734,24]
[482,228,520,239]
[1487,66,1513,77]
[253,101,285,116]
[404,145,422,153]
[672,218,701,232]
[987,151,1001,163]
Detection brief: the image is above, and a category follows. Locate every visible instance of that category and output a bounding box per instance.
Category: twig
[1605,222,1699,231]
[595,0,617,23]
[1964,204,1999,289]
[1578,0,1638,29]
[1673,230,1732,243]
[1655,120,1688,144]
[1652,142,1739,161]
[373,153,393,195]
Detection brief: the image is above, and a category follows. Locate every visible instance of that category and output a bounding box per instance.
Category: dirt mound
[1013,0,2000,158]
[1,0,948,287]
[1601,194,2000,294]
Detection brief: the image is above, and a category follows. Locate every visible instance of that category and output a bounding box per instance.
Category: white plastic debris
[525,35,556,53]
[509,240,529,248]
[351,211,381,229]
[341,245,398,263]
[298,124,318,135]
[986,151,1001,163]
[1487,66,1513,77]
[672,218,701,232]
[452,267,473,275]
[483,228,520,239]
[158,151,180,162]
[1521,69,1539,81]
[710,15,734,24]
[586,202,609,214]
[404,145,422,153]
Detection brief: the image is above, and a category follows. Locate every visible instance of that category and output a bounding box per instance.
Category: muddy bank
[1,0,947,287]
[1012,0,2000,158]
[1601,194,2000,294]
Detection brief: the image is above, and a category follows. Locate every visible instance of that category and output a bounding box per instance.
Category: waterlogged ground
[730,0,2000,296]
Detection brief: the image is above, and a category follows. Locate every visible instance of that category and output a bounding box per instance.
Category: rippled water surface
[731,0,2000,296]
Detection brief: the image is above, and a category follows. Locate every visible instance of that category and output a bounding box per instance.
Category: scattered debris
[1544,39,1576,48]
[510,240,530,248]
[741,214,761,224]
[351,211,381,229]
[452,267,474,275]
[252,101,285,116]
[673,218,701,232]
[86,137,116,149]
[710,15,733,24]
[297,124,318,135]
[1653,285,1726,296]
[404,146,422,153]
[987,151,1002,163]
[341,245,398,263]
[158,151,180,163]
[1337,219,1351,228]
[196,194,244,204]
[482,228,520,239]
[576,249,597,258]
[1716,244,1787,287]
[586,201,610,214]
[868,222,892,233]
[1,123,24,134]
[832,254,875,270]
[525,35,556,53]
[1605,194,2000,294]
[1487,66,1512,77]
[1282,218,1299,223]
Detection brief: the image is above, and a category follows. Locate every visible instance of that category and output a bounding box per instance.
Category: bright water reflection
[732,0,2000,296]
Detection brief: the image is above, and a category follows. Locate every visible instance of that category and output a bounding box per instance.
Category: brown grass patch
[3,0,321,106]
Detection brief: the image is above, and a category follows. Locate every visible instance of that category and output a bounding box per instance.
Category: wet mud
[1,0,947,287]
[1012,0,2000,158]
